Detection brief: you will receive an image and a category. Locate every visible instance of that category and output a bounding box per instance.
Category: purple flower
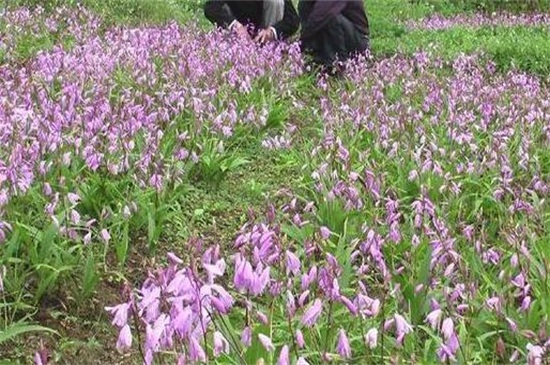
[527,344,544,365]
[204,259,227,280]
[258,333,275,352]
[511,272,527,289]
[122,205,132,219]
[33,347,49,365]
[510,350,520,363]
[286,250,301,275]
[105,303,130,327]
[320,226,331,240]
[456,304,469,313]
[365,328,378,349]
[213,331,230,357]
[116,324,132,352]
[486,296,501,312]
[209,284,234,312]
[336,329,351,359]
[189,336,206,362]
[286,291,296,317]
[437,318,459,362]
[256,310,269,325]
[355,294,380,318]
[70,209,80,224]
[241,326,252,347]
[298,290,310,307]
[301,266,317,290]
[34,352,46,365]
[172,307,193,337]
[145,314,168,353]
[521,296,532,312]
[295,329,305,349]
[67,192,80,204]
[506,317,517,332]
[100,229,111,243]
[441,318,454,340]
[339,295,358,315]
[394,314,413,344]
[297,357,309,365]
[437,340,457,362]
[251,265,271,296]
[83,232,92,245]
[234,256,253,292]
[301,299,323,327]
[425,308,442,329]
[139,286,161,322]
[277,345,290,365]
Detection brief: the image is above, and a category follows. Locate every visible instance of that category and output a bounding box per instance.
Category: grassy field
[1,0,550,364]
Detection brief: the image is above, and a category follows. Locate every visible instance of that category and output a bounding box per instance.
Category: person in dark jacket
[204,0,300,43]
[298,0,370,70]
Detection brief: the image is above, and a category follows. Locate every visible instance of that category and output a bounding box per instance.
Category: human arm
[204,0,236,28]
[271,0,300,40]
[300,0,347,40]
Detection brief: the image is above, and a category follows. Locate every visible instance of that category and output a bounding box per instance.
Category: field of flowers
[2,1,550,364]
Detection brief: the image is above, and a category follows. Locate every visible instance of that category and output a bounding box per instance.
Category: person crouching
[298,0,370,73]
[204,0,300,43]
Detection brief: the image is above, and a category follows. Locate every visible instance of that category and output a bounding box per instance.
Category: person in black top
[204,0,300,43]
[298,0,370,70]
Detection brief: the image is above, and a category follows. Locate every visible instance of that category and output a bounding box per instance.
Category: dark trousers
[301,14,369,70]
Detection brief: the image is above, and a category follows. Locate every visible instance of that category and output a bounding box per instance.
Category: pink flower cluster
[405,11,550,30]
[0,6,100,61]
[107,50,550,363]
[106,245,233,364]
[107,213,391,364]
[3,5,550,364]
[0,8,302,244]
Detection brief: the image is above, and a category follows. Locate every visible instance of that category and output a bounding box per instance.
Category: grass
[0,144,301,363]
[3,0,205,24]
[2,0,550,363]
[424,0,550,13]
[372,25,550,78]
[4,0,550,76]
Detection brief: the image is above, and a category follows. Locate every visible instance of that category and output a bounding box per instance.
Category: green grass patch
[372,25,550,77]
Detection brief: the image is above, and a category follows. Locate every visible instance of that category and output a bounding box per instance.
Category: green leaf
[335,220,353,290]
[81,253,99,299]
[0,323,58,345]
[115,222,130,266]
[147,206,156,248]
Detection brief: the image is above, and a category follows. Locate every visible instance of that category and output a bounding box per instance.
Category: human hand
[254,28,276,44]
[232,21,250,40]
